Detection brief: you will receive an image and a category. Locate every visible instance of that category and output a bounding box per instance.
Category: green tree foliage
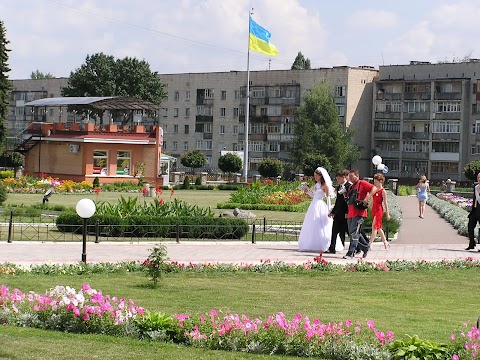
[302,153,331,176]
[291,51,311,70]
[0,21,13,146]
[0,181,6,205]
[61,53,166,119]
[290,81,360,173]
[0,151,24,168]
[464,161,480,181]
[257,158,283,178]
[180,150,207,174]
[30,69,54,79]
[218,153,242,175]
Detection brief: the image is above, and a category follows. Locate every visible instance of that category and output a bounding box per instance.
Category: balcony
[195,115,213,122]
[374,112,401,120]
[404,92,431,100]
[403,112,430,120]
[249,133,267,141]
[402,152,429,160]
[376,93,402,101]
[203,132,213,140]
[434,92,462,100]
[267,133,294,142]
[249,97,267,106]
[431,133,460,141]
[430,152,459,161]
[432,112,460,120]
[378,150,400,158]
[402,131,430,140]
[373,130,400,139]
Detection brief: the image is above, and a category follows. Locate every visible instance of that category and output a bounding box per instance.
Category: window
[220,108,226,117]
[268,125,280,133]
[116,151,131,175]
[402,160,428,174]
[205,89,214,99]
[267,142,279,152]
[376,101,402,112]
[432,142,459,152]
[249,141,264,152]
[219,125,225,134]
[374,121,400,132]
[173,124,178,133]
[268,106,281,116]
[431,161,458,173]
[260,107,267,116]
[232,143,238,151]
[174,91,179,100]
[234,90,240,99]
[233,107,239,117]
[173,141,178,150]
[204,123,213,133]
[184,125,189,134]
[402,141,428,152]
[184,141,189,150]
[162,108,168,117]
[250,123,266,134]
[432,120,460,133]
[252,88,265,98]
[239,105,245,115]
[173,108,179,117]
[93,150,108,175]
[195,140,212,150]
[185,108,190,117]
[233,125,238,134]
[163,124,167,132]
[337,105,345,117]
[284,123,293,134]
[436,101,461,112]
[335,85,346,97]
[406,101,428,113]
[221,90,226,100]
[473,121,480,134]
[15,107,25,116]
[185,91,191,101]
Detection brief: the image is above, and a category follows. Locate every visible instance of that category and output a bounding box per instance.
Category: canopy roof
[25,96,160,111]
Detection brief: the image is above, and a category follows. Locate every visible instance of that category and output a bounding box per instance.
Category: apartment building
[7,66,378,178]
[373,60,480,181]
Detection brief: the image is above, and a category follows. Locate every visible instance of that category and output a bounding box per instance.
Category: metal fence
[0,212,302,243]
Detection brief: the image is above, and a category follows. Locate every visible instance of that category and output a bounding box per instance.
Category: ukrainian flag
[249,17,279,56]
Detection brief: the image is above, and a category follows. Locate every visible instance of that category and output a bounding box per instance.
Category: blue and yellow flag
[249,17,279,56]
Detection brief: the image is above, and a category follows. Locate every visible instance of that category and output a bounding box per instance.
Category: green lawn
[3,191,307,222]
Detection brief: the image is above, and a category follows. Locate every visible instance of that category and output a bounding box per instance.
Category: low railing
[0,212,302,243]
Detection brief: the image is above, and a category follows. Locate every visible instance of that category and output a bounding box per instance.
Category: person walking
[415,175,430,218]
[343,169,376,259]
[298,167,335,255]
[466,172,480,251]
[327,170,351,254]
[369,173,390,250]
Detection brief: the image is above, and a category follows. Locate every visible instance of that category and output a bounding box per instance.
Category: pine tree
[0,21,13,145]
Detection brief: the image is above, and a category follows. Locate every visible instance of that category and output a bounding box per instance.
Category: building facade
[8,67,378,178]
[373,60,480,181]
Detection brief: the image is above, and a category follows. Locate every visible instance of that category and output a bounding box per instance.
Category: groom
[327,170,351,253]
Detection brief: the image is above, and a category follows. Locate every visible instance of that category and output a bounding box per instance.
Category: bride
[298,167,335,253]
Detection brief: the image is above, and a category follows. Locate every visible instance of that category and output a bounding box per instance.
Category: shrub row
[217,201,310,212]
[55,213,249,239]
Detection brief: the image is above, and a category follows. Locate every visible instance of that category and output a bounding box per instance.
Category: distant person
[298,167,335,256]
[466,172,480,251]
[343,169,376,259]
[327,170,351,254]
[369,173,390,250]
[415,175,430,218]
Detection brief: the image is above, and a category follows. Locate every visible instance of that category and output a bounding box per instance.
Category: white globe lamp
[76,198,96,263]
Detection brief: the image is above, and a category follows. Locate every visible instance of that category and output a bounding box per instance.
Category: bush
[182,176,191,190]
[217,184,242,191]
[258,158,283,178]
[92,177,100,187]
[0,182,7,205]
[0,170,14,179]
[194,176,202,186]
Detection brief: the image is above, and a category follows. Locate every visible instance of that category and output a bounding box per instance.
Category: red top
[347,179,374,218]
[372,188,385,229]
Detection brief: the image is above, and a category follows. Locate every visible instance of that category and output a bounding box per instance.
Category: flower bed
[429,194,471,237]
[1,282,478,359]
[436,192,473,211]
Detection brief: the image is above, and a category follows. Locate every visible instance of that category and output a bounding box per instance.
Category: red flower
[142,187,148,196]
[94,187,101,195]
[170,189,175,196]
[158,198,164,205]
[156,186,163,195]
[267,179,272,185]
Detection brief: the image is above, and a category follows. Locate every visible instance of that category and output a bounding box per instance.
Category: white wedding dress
[298,183,333,252]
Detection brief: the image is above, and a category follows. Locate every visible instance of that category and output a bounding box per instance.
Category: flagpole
[244,12,251,182]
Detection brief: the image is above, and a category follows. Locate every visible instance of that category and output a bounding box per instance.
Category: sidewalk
[0,196,478,266]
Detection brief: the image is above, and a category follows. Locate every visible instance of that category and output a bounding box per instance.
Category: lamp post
[76,199,96,264]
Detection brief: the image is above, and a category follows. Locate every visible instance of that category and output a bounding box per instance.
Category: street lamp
[76,198,96,263]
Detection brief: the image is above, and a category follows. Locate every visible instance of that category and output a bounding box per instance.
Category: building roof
[25,96,160,111]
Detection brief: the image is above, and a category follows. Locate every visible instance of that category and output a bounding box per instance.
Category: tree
[218,153,242,176]
[0,20,12,146]
[464,161,480,181]
[61,53,166,121]
[180,150,207,174]
[291,51,311,70]
[30,70,54,79]
[257,158,283,178]
[302,153,331,176]
[290,81,360,174]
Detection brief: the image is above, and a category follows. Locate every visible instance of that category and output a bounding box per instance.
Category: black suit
[328,181,351,253]
[467,185,479,249]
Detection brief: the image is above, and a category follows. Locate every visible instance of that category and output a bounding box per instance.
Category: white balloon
[377,163,385,171]
[372,155,382,166]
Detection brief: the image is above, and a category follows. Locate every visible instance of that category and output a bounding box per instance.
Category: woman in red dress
[370,173,390,250]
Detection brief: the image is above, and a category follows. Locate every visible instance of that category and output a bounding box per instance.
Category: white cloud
[346,9,397,32]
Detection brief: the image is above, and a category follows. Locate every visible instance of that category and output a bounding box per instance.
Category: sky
[2,0,480,80]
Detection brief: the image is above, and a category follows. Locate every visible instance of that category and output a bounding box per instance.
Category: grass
[3,191,307,222]
[1,270,478,346]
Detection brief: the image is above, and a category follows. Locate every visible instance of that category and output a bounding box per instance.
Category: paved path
[0,196,478,266]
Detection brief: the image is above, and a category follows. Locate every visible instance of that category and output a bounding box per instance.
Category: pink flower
[367,319,375,329]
